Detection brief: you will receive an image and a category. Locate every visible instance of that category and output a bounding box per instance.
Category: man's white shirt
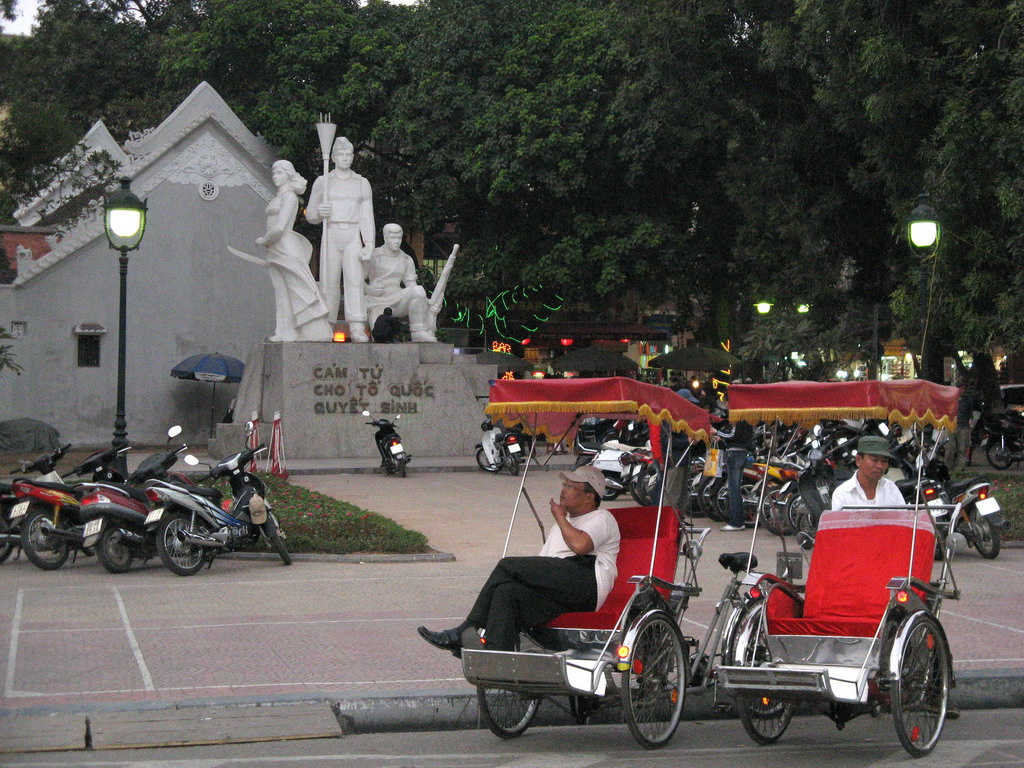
[830,474,905,510]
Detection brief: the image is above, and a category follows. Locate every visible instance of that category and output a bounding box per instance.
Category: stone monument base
[210,341,495,460]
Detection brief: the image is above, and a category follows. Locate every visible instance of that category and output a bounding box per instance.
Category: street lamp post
[103,178,148,475]
[906,192,940,381]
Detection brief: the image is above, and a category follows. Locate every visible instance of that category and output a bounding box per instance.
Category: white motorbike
[476,419,525,476]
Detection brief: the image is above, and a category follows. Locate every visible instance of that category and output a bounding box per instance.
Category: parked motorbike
[982,412,1024,470]
[11,445,127,570]
[476,419,526,475]
[362,411,411,477]
[79,426,191,573]
[146,425,291,576]
[585,440,653,501]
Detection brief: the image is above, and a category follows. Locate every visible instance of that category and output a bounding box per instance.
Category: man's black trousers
[466,555,597,651]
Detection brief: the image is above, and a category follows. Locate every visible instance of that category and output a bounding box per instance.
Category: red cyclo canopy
[727,379,959,430]
[484,376,712,442]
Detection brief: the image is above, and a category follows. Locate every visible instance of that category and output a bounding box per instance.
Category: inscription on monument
[311,365,435,414]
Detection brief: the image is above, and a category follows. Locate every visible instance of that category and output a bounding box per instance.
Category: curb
[219,550,457,564]
[3,668,1021,738]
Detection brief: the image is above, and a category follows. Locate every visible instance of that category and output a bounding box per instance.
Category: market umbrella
[171,353,245,436]
[648,346,740,371]
[551,346,638,374]
[473,349,532,374]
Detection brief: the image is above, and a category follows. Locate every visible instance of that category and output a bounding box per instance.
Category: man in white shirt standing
[830,435,905,510]
[417,465,620,653]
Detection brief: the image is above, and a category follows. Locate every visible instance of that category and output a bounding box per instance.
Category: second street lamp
[906,192,940,381]
[103,177,148,475]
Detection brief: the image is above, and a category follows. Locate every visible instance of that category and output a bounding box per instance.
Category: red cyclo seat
[542,505,680,631]
[767,508,935,638]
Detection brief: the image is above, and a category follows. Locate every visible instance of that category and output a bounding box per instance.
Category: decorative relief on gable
[148,132,272,201]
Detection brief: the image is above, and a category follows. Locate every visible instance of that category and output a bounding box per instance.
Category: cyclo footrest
[463,648,615,697]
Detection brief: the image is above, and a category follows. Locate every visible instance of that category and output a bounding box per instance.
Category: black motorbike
[362,410,411,477]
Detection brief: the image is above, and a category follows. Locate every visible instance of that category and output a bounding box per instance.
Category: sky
[4,0,39,35]
[3,0,419,35]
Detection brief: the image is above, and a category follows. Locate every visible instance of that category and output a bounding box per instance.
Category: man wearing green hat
[830,435,904,510]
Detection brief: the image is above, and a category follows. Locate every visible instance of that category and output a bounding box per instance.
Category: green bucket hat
[857,435,894,460]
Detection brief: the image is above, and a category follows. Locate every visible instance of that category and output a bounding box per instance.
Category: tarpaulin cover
[484,376,712,442]
[728,379,959,431]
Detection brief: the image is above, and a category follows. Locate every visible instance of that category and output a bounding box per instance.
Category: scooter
[11,445,127,570]
[145,424,291,576]
[79,426,191,573]
[476,419,525,475]
[362,411,411,477]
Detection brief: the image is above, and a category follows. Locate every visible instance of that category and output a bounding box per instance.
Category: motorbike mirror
[361,410,371,417]
[395,413,401,421]
[878,422,890,436]
[167,425,183,440]
[945,531,968,557]
[797,532,815,551]
[244,421,255,436]
[812,424,823,437]
[809,448,823,462]
[183,455,201,467]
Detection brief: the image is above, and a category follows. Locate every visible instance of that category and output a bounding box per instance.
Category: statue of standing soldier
[305,136,375,342]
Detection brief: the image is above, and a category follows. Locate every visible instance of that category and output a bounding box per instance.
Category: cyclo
[714,379,962,757]
[460,377,718,749]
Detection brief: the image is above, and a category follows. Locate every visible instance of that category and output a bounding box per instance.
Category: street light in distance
[906,192,941,381]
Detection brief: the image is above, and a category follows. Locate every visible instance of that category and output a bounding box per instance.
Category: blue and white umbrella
[171,353,245,435]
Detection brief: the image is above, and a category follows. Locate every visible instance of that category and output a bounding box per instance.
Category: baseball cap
[857,435,894,460]
[559,466,607,498]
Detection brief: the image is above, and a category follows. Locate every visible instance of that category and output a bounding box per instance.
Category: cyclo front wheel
[891,612,950,757]
[476,686,539,739]
[621,612,686,749]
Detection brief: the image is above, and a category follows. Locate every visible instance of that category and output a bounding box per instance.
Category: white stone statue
[228,160,332,342]
[304,136,375,342]
[365,223,459,343]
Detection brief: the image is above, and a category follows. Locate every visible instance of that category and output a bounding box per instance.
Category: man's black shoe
[418,626,462,656]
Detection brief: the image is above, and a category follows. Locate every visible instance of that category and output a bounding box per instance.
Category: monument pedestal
[210,341,495,459]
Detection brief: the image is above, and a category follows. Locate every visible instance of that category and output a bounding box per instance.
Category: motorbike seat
[945,477,988,497]
[17,479,77,494]
[190,486,223,502]
[719,551,757,574]
[106,483,152,505]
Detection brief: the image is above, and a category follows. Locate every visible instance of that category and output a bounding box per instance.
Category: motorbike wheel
[985,440,1014,470]
[0,515,14,564]
[156,513,208,577]
[505,449,521,477]
[629,465,657,506]
[263,521,293,565]
[969,509,1001,559]
[96,525,134,574]
[475,447,500,473]
[396,459,407,478]
[20,508,71,570]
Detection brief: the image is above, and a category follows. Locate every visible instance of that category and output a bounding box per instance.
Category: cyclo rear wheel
[476,687,539,739]
[621,612,686,749]
[731,603,794,744]
[891,612,950,757]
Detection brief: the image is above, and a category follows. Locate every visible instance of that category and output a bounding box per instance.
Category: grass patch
[951,469,1023,541]
[213,472,430,555]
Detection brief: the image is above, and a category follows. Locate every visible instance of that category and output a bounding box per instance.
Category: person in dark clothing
[711,410,754,531]
[417,466,620,654]
[371,306,403,343]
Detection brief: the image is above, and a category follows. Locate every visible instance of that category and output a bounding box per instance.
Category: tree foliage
[1,0,1023,371]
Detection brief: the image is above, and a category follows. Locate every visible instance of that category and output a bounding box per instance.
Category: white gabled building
[0,82,281,446]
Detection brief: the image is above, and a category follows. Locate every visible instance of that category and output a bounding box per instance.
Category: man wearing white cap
[418,465,620,653]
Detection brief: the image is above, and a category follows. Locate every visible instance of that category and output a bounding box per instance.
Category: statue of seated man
[365,223,435,342]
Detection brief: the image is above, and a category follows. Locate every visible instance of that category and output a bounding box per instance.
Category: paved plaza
[0,459,1022,750]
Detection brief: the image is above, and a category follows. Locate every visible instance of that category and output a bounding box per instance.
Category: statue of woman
[257,160,333,342]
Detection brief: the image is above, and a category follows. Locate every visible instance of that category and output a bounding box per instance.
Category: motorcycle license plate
[389,443,405,455]
[976,496,1001,516]
[82,517,103,546]
[9,500,29,522]
[507,442,521,453]
[145,507,164,525]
